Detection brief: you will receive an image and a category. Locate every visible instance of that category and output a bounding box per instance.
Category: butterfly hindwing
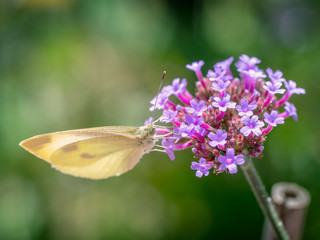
[50,136,146,179]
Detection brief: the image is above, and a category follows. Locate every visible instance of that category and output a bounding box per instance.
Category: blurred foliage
[0,0,319,239]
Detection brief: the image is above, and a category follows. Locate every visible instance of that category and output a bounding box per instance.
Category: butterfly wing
[20,126,154,179]
[19,126,139,162]
[50,136,151,179]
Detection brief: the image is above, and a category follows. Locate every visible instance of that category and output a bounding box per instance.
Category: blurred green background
[1,0,319,239]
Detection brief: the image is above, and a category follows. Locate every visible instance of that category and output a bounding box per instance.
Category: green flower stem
[241,154,290,240]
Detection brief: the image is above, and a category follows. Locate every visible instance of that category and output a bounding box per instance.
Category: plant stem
[241,154,290,240]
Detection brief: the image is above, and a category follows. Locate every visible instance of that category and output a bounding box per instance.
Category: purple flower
[176,122,193,138]
[162,139,175,160]
[211,94,236,112]
[163,85,174,95]
[218,148,245,174]
[147,56,305,176]
[171,78,187,95]
[160,110,177,123]
[240,115,265,136]
[149,83,175,111]
[186,60,205,72]
[284,80,306,95]
[275,80,306,108]
[172,126,183,141]
[175,114,206,138]
[215,57,234,75]
[264,110,284,127]
[191,158,212,177]
[236,54,261,72]
[144,117,154,126]
[185,99,208,115]
[207,66,225,82]
[208,129,227,147]
[242,69,266,80]
[284,102,298,121]
[184,113,205,135]
[187,60,206,84]
[236,99,257,117]
[211,79,230,92]
[185,113,204,126]
[266,68,285,83]
[149,92,169,111]
[209,58,234,82]
[250,89,260,100]
[263,81,286,95]
[197,127,207,136]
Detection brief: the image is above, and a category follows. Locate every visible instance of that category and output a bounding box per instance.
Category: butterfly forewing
[19,126,140,161]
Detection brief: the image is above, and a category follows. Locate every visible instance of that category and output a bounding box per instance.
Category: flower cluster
[147,55,305,177]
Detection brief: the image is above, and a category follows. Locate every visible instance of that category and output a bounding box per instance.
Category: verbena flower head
[148,56,305,177]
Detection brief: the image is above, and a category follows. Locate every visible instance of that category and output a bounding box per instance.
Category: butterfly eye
[149,126,156,135]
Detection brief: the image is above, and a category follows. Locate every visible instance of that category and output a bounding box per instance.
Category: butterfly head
[137,124,156,141]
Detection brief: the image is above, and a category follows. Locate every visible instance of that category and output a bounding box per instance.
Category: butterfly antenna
[154,71,166,109]
[152,71,166,124]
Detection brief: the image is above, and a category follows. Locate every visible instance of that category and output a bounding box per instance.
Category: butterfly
[19,72,168,180]
[19,124,156,179]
